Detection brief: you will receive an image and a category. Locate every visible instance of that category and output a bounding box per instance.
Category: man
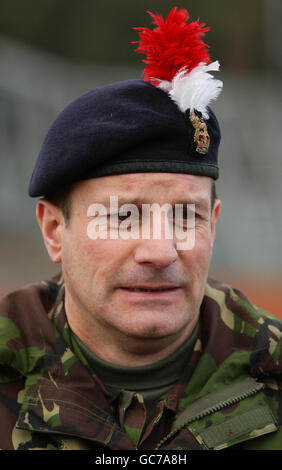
[0,8,281,451]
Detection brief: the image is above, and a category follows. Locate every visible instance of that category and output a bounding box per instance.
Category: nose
[134,237,178,269]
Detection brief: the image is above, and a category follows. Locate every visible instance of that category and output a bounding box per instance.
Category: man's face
[56,173,220,346]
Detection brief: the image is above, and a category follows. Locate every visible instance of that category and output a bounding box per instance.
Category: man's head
[31,7,223,363]
[31,78,222,367]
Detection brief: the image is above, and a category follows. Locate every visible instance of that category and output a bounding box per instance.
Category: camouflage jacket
[0,274,282,450]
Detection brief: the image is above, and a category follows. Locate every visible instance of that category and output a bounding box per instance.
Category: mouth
[122,286,177,292]
[117,285,182,297]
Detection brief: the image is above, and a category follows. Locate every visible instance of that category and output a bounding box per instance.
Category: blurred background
[0,0,281,317]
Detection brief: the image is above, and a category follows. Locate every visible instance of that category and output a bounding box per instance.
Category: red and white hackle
[134,7,223,119]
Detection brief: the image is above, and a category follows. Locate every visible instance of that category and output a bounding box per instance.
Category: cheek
[64,219,109,263]
[61,223,98,283]
[62,225,132,286]
[181,230,212,276]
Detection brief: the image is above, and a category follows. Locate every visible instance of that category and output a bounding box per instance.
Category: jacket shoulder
[0,273,63,320]
[205,277,282,377]
[0,273,64,379]
[206,277,282,325]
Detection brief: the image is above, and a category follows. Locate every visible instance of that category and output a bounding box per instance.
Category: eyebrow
[103,197,210,210]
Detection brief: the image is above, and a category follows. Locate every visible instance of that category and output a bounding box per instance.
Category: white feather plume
[157,61,223,119]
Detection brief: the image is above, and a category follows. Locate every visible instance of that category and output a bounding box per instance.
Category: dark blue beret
[28,79,221,197]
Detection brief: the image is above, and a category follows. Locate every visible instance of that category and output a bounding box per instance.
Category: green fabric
[199,403,277,449]
[74,321,199,432]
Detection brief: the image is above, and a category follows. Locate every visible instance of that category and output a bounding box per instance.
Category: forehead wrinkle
[110,173,200,192]
[75,173,212,208]
[119,176,176,196]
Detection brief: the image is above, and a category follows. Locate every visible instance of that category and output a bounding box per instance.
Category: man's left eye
[174,209,195,220]
[118,213,130,221]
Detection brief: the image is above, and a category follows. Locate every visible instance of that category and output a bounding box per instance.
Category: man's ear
[36,199,64,263]
[211,198,221,248]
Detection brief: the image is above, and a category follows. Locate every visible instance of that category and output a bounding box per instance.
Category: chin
[121,315,191,341]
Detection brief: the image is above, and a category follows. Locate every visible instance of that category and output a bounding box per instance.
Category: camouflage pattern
[0,274,282,450]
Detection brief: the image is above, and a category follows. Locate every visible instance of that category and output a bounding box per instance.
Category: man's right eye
[118,213,131,222]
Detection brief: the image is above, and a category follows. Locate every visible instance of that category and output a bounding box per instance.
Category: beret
[28,78,221,198]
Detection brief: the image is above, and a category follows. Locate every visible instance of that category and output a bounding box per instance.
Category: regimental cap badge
[134,7,223,158]
[189,112,210,156]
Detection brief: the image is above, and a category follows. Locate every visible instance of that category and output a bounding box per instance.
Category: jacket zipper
[155,379,265,450]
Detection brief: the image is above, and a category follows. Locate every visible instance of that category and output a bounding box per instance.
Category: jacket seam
[27,398,114,426]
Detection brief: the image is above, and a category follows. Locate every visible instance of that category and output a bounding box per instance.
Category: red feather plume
[134,7,211,84]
